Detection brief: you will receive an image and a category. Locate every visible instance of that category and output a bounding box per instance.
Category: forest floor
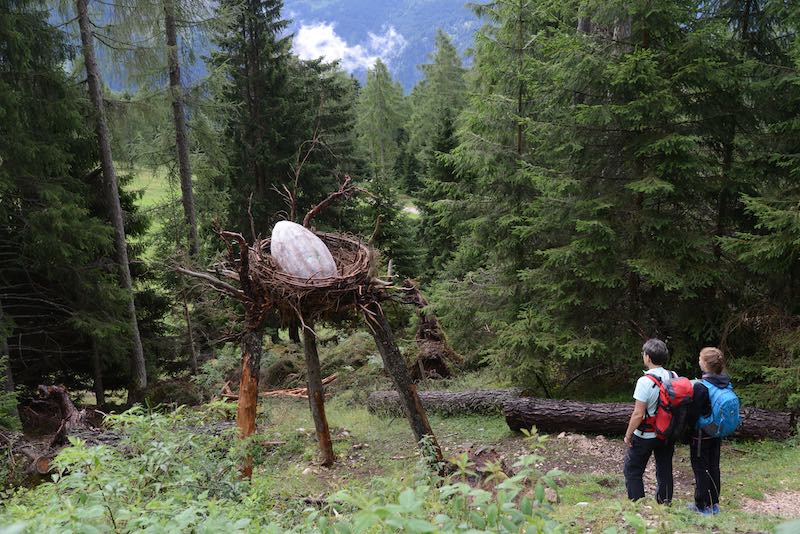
[248,394,800,533]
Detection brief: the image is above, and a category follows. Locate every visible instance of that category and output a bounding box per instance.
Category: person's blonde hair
[700,347,725,374]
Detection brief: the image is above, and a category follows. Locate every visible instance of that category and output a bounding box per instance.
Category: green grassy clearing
[243,394,799,532]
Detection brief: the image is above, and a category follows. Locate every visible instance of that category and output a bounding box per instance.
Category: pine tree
[406,29,466,177]
[355,59,406,184]
[0,0,145,398]
[211,0,300,234]
[405,29,467,274]
[76,0,148,403]
[718,0,800,408]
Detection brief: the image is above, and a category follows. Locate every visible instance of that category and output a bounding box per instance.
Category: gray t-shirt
[633,367,675,439]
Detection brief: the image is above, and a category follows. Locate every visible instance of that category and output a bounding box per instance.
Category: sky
[292,22,407,71]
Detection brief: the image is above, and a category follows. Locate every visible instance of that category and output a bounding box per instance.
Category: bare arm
[624,400,648,448]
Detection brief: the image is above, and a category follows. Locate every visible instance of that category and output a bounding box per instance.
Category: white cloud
[294,22,406,72]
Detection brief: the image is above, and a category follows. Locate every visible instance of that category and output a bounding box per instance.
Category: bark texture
[164,0,199,256]
[503,397,794,440]
[76,0,147,404]
[368,389,524,416]
[237,329,263,478]
[303,324,334,466]
[362,301,443,463]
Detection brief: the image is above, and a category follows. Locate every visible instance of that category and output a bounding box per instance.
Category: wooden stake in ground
[237,329,263,477]
[303,322,335,466]
[362,301,443,465]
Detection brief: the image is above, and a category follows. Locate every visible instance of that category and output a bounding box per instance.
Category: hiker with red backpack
[685,346,741,515]
[623,338,694,504]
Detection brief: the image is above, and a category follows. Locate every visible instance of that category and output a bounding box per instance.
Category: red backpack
[638,373,694,442]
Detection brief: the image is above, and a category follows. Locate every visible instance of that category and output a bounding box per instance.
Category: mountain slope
[286,0,478,91]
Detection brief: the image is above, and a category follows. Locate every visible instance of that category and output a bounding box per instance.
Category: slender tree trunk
[288,321,300,343]
[76,0,147,404]
[164,0,199,256]
[182,291,199,375]
[91,341,105,408]
[237,328,263,478]
[1,298,19,422]
[303,323,335,466]
[362,301,443,464]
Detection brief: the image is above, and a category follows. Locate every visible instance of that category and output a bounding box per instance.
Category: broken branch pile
[220,373,338,401]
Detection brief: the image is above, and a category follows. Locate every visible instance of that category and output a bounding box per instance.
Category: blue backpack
[696,380,741,438]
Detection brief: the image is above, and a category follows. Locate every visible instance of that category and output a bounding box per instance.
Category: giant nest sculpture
[178,177,444,476]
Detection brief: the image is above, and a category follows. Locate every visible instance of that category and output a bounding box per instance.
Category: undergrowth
[0,404,570,533]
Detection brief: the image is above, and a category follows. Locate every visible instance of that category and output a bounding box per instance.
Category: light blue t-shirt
[633,367,675,439]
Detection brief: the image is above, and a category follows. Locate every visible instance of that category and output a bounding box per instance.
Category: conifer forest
[2,0,800,531]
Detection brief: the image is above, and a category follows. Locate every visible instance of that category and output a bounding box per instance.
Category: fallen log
[367,389,795,440]
[502,398,795,440]
[367,388,524,416]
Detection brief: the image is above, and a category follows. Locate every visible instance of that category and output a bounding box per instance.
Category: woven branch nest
[247,231,376,324]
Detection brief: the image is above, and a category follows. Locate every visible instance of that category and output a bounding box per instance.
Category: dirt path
[446,431,697,501]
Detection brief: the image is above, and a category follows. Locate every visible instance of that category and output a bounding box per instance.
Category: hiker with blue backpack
[685,346,741,515]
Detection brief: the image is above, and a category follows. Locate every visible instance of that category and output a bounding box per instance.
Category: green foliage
[0,357,19,431]
[0,0,160,392]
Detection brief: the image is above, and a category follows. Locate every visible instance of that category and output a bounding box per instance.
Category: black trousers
[690,436,722,508]
[624,434,674,503]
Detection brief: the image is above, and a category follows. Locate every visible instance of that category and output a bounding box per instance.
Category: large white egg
[270,221,337,279]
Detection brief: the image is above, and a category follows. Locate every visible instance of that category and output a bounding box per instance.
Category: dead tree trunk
[1,299,19,423]
[76,0,147,404]
[362,301,443,464]
[503,397,795,440]
[164,0,199,256]
[237,328,263,478]
[303,323,334,466]
[368,389,524,416]
[90,341,105,408]
[182,291,199,375]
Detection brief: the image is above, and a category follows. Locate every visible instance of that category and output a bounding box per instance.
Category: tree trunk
[1,299,19,423]
[76,0,147,405]
[237,328,263,478]
[182,291,199,375]
[288,322,300,343]
[91,341,105,408]
[362,301,443,463]
[303,323,335,466]
[368,389,524,416]
[503,397,795,440]
[164,0,199,256]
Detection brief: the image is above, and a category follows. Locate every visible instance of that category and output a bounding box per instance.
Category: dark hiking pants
[624,434,674,503]
[691,436,722,508]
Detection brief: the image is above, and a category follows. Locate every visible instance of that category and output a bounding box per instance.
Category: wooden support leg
[303,322,335,467]
[237,329,263,478]
[362,301,444,465]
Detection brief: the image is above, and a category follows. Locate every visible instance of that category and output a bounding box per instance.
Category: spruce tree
[355,59,406,184]
[0,0,142,397]
[211,0,300,234]
[76,0,148,403]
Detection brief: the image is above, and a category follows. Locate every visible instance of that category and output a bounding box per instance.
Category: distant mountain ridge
[285,0,478,91]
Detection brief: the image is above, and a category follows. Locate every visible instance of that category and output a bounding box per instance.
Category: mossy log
[367,390,795,440]
[503,398,794,440]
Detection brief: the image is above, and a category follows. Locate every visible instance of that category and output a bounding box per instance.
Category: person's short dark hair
[642,338,669,365]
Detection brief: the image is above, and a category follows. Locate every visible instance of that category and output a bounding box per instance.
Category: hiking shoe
[711,504,720,514]
[687,503,713,516]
